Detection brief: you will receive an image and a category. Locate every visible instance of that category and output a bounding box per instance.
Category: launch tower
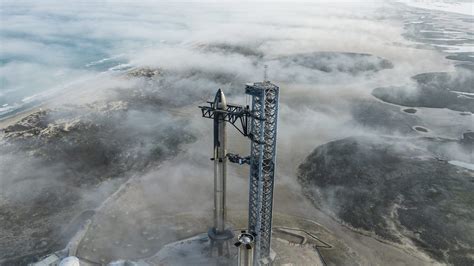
[245,81,279,264]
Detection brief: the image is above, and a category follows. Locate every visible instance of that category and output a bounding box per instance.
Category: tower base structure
[258,249,276,265]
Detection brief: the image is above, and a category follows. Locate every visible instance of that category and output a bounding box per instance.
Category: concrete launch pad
[142,227,325,265]
[73,206,357,265]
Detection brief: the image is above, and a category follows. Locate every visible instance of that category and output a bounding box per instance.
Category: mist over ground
[0,0,473,265]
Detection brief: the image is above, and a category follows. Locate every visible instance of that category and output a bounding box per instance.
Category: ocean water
[0,3,126,118]
[0,1,181,119]
[397,0,474,16]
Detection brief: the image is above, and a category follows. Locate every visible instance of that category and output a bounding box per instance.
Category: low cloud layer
[1,0,472,263]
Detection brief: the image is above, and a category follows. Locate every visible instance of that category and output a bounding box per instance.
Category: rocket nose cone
[215,89,224,101]
[214,89,227,109]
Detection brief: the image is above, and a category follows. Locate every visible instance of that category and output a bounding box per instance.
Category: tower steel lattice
[245,81,280,265]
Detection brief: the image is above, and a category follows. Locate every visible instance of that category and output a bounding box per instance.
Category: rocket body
[213,89,227,234]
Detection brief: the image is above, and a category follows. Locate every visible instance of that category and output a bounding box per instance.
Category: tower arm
[199,103,252,137]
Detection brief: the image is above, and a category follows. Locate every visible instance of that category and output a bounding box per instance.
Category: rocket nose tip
[215,89,225,99]
[214,89,227,108]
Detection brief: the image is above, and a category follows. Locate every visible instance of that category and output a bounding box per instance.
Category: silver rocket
[205,88,234,257]
[213,88,227,234]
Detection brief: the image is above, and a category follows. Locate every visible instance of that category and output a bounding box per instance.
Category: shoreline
[0,104,47,130]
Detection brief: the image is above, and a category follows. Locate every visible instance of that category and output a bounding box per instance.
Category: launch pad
[123,210,330,266]
[148,224,325,266]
